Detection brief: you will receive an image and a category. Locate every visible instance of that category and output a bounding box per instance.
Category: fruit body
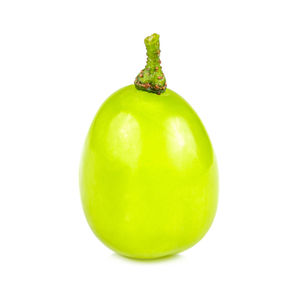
[80,85,218,259]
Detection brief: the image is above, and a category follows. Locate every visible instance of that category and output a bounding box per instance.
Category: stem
[134,33,167,95]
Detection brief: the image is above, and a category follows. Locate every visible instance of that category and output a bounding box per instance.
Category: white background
[0,0,299,295]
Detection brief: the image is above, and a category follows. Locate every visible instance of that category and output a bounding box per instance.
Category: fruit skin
[80,85,218,259]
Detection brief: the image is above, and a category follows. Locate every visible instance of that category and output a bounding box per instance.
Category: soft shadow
[111,252,184,264]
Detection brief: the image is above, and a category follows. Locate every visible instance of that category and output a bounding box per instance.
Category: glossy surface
[80,85,218,259]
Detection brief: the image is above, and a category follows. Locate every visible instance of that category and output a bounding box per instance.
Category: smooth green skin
[80,85,218,259]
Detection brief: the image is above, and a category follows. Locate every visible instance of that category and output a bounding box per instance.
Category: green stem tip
[134,33,167,95]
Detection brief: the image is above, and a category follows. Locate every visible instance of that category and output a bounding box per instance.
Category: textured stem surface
[134,33,167,95]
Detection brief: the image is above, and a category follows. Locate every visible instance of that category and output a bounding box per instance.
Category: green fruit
[79,34,218,259]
